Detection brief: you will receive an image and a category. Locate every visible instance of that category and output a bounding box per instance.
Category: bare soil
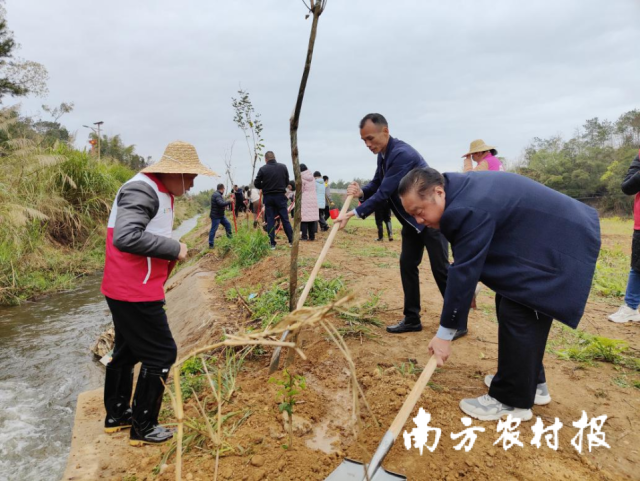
[64,219,640,481]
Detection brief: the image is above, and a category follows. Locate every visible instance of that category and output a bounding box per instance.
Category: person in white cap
[100,140,216,446]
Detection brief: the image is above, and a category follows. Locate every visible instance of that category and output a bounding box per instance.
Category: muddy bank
[63,219,640,481]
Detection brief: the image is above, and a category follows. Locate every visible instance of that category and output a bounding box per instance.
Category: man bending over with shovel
[398,168,600,421]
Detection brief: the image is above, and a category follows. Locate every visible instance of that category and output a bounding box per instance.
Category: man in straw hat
[100,140,216,446]
[398,167,599,421]
[337,114,454,336]
[462,139,504,172]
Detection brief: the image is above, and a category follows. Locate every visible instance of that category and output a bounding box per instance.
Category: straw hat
[142,140,217,176]
[462,139,496,158]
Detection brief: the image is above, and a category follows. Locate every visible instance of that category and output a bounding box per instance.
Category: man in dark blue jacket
[337,113,451,336]
[398,168,601,421]
[209,183,233,248]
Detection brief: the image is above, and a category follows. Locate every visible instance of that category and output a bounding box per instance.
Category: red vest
[634,193,640,231]
[101,173,175,302]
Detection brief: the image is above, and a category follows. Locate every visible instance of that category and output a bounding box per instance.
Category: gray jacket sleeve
[112,181,181,260]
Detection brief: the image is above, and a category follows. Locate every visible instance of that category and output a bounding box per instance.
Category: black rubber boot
[104,365,134,433]
[129,366,174,446]
[386,221,394,241]
[376,224,384,241]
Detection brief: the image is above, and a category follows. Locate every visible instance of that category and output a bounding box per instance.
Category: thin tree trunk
[289,2,324,312]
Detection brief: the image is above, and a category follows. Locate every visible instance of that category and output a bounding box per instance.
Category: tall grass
[0,110,135,304]
[216,225,271,268]
[592,246,629,297]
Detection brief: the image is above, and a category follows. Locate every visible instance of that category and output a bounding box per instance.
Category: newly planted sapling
[269,368,307,448]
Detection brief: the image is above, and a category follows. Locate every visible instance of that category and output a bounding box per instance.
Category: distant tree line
[328,110,640,215]
[515,109,640,214]
[88,131,150,171]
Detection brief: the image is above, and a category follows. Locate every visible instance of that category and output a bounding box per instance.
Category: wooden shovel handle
[388,356,438,438]
[295,194,354,310]
[267,194,354,374]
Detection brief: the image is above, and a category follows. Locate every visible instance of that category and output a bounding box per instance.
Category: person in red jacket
[609,149,640,324]
[101,141,216,446]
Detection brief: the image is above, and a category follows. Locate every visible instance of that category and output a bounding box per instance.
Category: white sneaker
[484,374,551,405]
[459,394,533,421]
[608,305,640,323]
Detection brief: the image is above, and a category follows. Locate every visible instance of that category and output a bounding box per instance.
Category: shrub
[217,225,271,268]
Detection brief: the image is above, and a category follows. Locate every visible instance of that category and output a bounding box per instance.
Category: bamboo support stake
[173,365,184,481]
[215,368,222,479]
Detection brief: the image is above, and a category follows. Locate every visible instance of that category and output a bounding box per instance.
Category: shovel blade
[325,459,406,481]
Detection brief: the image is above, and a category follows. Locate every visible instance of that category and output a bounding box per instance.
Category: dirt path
[65,220,640,480]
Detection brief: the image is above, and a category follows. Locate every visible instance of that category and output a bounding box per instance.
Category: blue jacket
[439,172,600,331]
[315,178,326,209]
[210,190,231,219]
[358,136,427,231]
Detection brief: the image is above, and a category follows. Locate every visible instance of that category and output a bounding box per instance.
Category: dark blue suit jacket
[359,136,427,231]
[439,172,600,331]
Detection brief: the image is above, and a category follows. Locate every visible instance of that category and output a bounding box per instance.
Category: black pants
[264,193,293,246]
[488,294,552,409]
[374,205,391,227]
[324,205,330,220]
[400,224,449,322]
[318,209,329,230]
[301,221,317,240]
[105,297,177,369]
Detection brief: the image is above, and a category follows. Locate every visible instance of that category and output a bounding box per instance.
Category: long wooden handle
[295,194,354,310]
[268,194,354,374]
[364,356,439,480]
[388,356,438,438]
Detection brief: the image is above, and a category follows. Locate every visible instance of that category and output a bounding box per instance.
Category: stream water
[0,215,200,481]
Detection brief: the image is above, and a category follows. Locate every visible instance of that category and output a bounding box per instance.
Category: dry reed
[166,295,377,480]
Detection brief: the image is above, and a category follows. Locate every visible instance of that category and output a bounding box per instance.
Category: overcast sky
[6,0,640,192]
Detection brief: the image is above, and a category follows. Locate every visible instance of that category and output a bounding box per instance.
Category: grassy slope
[0,140,203,305]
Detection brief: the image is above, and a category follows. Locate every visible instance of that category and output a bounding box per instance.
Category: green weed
[612,376,629,388]
[307,276,345,305]
[161,348,253,466]
[216,265,241,283]
[550,326,639,372]
[217,225,271,268]
[592,246,629,297]
[428,381,444,392]
[336,291,384,339]
[228,276,346,328]
[269,369,306,448]
[354,245,398,258]
[375,262,393,268]
[395,360,423,377]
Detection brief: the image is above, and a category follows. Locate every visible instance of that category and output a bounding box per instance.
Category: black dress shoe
[386,318,422,333]
[452,328,468,341]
